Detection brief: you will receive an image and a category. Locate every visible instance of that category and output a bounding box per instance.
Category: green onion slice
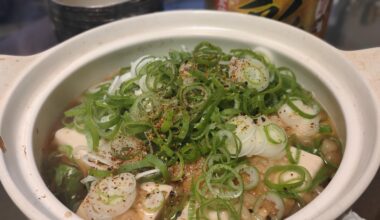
[160,109,174,133]
[129,93,161,120]
[170,152,185,181]
[193,41,222,66]
[254,192,284,220]
[84,117,100,151]
[293,167,312,193]
[177,111,190,140]
[242,58,270,92]
[118,154,170,182]
[206,164,243,199]
[287,97,320,119]
[179,83,210,109]
[58,145,73,160]
[263,123,287,145]
[216,130,241,157]
[234,164,260,190]
[88,168,112,178]
[286,144,301,164]
[264,165,307,191]
[319,124,332,134]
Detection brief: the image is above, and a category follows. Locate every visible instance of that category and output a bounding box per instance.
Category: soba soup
[43,42,343,220]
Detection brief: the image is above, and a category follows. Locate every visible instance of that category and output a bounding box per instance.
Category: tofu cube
[139,182,173,220]
[290,147,324,178]
[53,127,87,148]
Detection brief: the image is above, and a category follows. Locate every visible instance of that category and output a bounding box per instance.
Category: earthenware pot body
[0,11,379,220]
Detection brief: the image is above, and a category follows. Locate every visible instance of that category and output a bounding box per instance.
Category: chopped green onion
[171,152,185,181]
[118,154,170,182]
[206,164,243,199]
[319,124,332,134]
[54,42,342,217]
[58,145,73,159]
[264,165,307,191]
[177,111,190,140]
[287,97,320,119]
[193,41,222,66]
[160,109,174,133]
[84,117,99,151]
[180,143,201,163]
[234,164,260,190]
[216,129,241,157]
[286,144,301,164]
[88,168,112,178]
[254,192,284,220]
[263,123,287,144]
[179,83,210,109]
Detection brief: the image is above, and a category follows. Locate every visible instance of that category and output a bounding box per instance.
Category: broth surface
[43,42,342,220]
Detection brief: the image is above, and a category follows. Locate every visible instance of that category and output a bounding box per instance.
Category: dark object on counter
[206,0,332,37]
[0,0,13,22]
[48,0,163,41]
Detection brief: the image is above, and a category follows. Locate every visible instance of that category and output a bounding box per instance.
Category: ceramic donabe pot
[0,11,379,220]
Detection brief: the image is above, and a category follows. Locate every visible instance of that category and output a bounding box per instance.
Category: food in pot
[43,42,343,219]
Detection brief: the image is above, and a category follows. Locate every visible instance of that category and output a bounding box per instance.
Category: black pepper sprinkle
[169,190,175,197]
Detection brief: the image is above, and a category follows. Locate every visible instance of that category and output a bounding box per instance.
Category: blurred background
[0,0,379,219]
[0,0,379,55]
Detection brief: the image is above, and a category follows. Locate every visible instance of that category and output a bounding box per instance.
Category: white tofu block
[177,202,229,220]
[140,182,173,220]
[53,127,87,148]
[53,128,90,171]
[177,203,189,220]
[290,147,324,178]
[208,211,229,220]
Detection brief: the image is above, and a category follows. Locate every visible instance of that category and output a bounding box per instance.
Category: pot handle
[0,54,40,107]
[342,48,380,101]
